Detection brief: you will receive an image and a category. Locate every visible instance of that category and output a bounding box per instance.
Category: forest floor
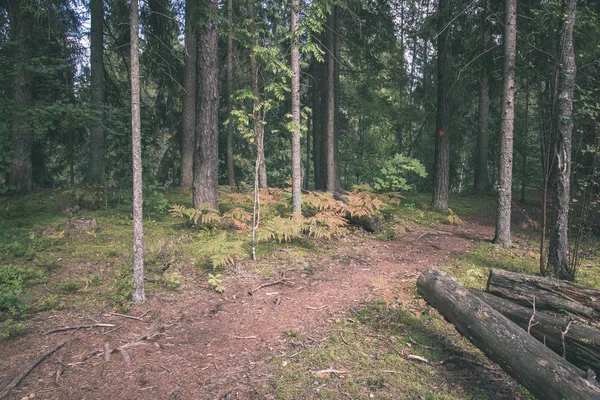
[1,191,597,399]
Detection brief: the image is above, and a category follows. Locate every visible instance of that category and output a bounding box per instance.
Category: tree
[548,0,578,280]
[494,0,518,247]
[8,0,33,193]
[324,7,337,193]
[192,0,220,208]
[290,0,301,213]
[226,0,235,186]
[180,0,196,188]
[432,0,451,212]
[247,0,267,188]
[474,0,492,192]
[131,0,145,305]
[87,0,106,185]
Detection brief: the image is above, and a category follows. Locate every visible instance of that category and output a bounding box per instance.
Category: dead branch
[311,369,347,376]
[0,339,69,399]
[45,323,116,335]
[108,312,145,322]
[528,296,538,334]
[250,278,294,293]
[562,320,573,359]
[234,336,258,340]
[407,354,430,363]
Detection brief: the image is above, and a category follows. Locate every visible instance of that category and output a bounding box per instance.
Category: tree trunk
[494,0,517,247]
[87,0,106,185]
[417,269,600,400]
[432,0,451,212]
[486,269,600,320]
[290,0,302,214]
[226,0,235,187]
[324,9,336,193]
[247,0,267,188]
[180,0,197,189]
[521,74,530,203]
[474,0,491,192]
[333,6,341,192]
[312,57,324,190]
[130,0,145,305]
[471,289,600,376]
[548,0,578,280]
[193,0,219,208]
[8,0,33,194]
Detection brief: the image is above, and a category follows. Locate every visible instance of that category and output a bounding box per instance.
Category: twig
[160,365,172,374]
[264,299,278,311]
[234,336,258,340]
[407,354,430,363]
[0,339,69,399]
[101,326,122,335]
[45,323,116,335]
[250,278,294,293]
[409,337,444,350]
[562,320,573,359]
[339,332,349,345]
[437,355,498,371]
[139,309,154,318]
[306,305,327,310]
[311,369,347,376]
[108,312,145,322]
[381,370,404,374]
[528,296,538,335]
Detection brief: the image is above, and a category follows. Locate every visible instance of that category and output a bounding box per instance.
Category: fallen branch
[45,323,116,335]
[234,336,258,340]
[0,339,69,399]
[311,369,347,376]
[108,312,145,322]
[250,278,294,294]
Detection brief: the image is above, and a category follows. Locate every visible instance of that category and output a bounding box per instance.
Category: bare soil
[1,218,516,400]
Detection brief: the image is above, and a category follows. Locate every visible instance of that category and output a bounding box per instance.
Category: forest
[1,0,600,398]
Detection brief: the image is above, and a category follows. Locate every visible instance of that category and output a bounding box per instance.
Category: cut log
[417,269,600,400]
[486,269,600,320]
[471,289,600,376]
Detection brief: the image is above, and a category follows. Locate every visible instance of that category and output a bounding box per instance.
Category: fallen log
[417,269,600,400]
[486,269,600,321]
[471,289,600,376]
[347,214,382,233]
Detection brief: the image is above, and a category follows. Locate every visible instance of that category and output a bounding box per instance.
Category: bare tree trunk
[474,0,491,192]
[8,0,33,194]
[193,0,220,208]
[180,0,196,188]
[247,0,267,188]
[226,0,235,186]
[494,0,517,247]
[521,75,530,202]
[432,0,451,212]
[325,10,336,193]
[290,0,302,213]
[333,6,341,192]
[548,0,578,280]
[130,0,145,305]
[87,0,105,185]
[312,57,324,190]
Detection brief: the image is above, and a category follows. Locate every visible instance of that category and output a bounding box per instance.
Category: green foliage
[0,265,42,318]
[0,319,29,339]
[38,294,63,311]
[58,279,81,293]
[373,154,427,193]
[207,273,224,293]
[445,208,464,225]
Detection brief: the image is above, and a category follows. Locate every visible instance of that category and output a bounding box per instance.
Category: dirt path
[0,220,495,400]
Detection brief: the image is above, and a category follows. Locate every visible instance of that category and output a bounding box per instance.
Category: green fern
[257,216,304,243]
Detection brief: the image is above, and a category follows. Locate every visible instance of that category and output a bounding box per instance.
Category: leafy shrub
[0,319,28,338]
[373,154,427,193]
[58,279,81,293]
[0,265,42,318]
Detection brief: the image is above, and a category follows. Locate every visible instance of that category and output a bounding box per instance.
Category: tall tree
[8,0,33,193]
[494,0,518,247]
[312,57,324,190]
[432,0,451,212]
[474,0,492,192]
[290,0,301,212]
[87,0,106,185]
[247,0,267,188]
[548,0,578,280]
[192,0,220,207]
[226,0,235,186]
[324,7,336,193]
[131,0,145,304]
[180,0,196,188]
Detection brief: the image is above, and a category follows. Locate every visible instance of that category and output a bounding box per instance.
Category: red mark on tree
[439,130,445,136]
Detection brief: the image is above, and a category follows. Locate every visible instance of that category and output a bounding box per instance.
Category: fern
[446,208,464,225]
[257,216,304,243]
[169,203,221,227]
[201,231,247,268]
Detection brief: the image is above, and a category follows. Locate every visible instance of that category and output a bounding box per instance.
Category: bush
[0,266,42,318]
[373,154,427,193]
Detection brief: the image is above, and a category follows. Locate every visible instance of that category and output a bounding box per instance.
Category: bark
[8,0,33,193]
[521,75,530,202]
[474,0,492,192]
[333,6,341,192]
[87,0,106,185]
[417,269,600,400]
[486,269,600,320]
[324,10,336,193]
[192,0,220,208]
[180,0,197,188]
[290,0,302,214]
[494,0,517,247]
[226,0,235,186]
[548,0,578,280]
[130,0,145,305]
[472,289,600,375]
[248,0,267,188]
[432,0,451,212]
[312,57,324,190]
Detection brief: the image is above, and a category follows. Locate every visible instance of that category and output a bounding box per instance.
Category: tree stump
[64,217,97,238]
